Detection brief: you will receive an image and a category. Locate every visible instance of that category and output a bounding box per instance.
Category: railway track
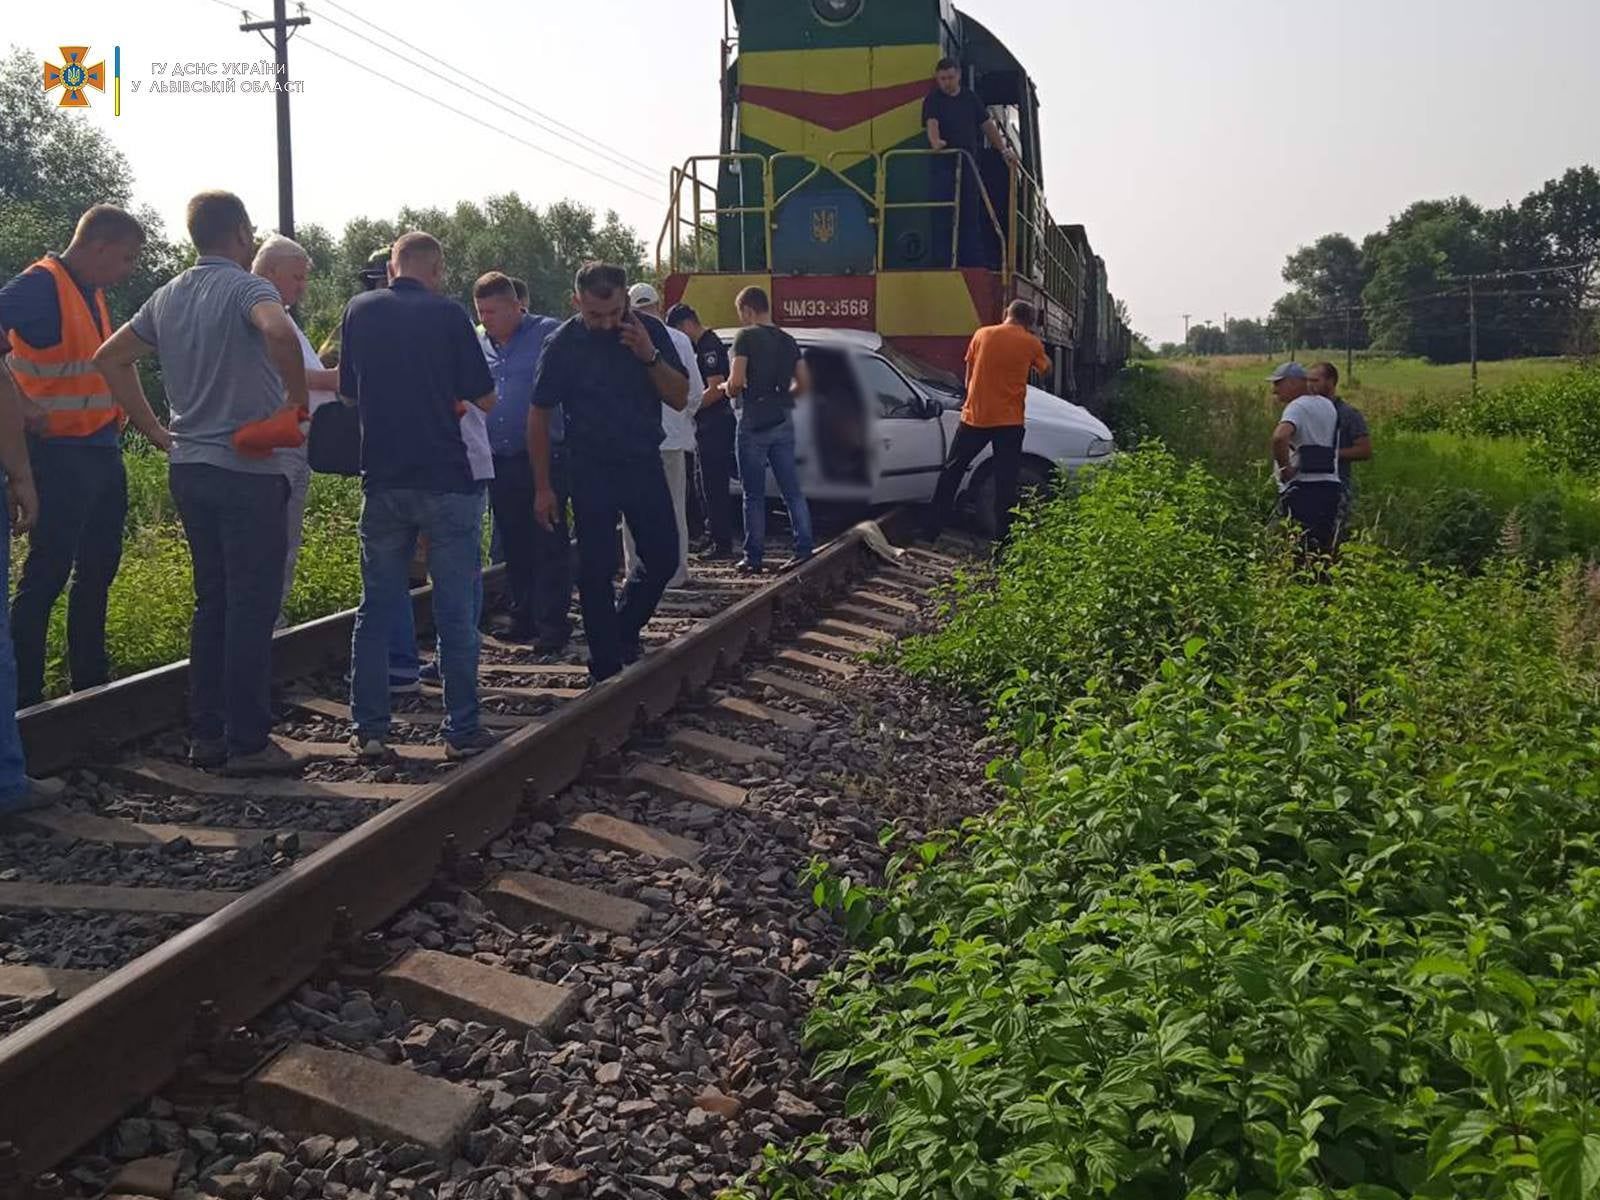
[0,511,975,1197]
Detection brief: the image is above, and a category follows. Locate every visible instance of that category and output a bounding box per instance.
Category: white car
[719,328,1115,533]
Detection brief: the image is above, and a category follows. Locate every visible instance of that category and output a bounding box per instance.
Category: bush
[1110,366,1600,571]
[12,450,364,695]
[1443,368,1600,474]
[757,449,1600,1200]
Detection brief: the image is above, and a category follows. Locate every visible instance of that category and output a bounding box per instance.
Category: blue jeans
[170,463,288,755]
[0,496,29,806]
[737,415,814,566]
[351,488,483,743]
[388,485,487,677]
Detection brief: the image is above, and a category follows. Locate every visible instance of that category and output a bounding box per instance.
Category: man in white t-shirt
[1268,361,1343,555]
[251,235,341,625]
[626,284,703,587]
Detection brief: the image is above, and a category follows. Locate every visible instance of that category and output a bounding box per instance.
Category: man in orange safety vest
[0,205,170,707]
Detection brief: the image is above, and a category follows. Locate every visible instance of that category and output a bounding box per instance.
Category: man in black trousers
[530,263,689,682]
[473,272,568,650]
[667,303,736,559]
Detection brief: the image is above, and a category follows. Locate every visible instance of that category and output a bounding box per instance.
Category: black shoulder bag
[307,401,362,476]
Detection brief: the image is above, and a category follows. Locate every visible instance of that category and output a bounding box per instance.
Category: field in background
[1178,351,1581,422]
[1110,358,1600,569]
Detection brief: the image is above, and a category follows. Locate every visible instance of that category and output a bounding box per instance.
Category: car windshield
[876,343,963,396]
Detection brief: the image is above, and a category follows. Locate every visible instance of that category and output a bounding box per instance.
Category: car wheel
[967,459,1052,537]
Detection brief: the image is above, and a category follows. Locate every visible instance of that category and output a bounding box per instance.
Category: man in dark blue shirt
[473,272,568,650]
[530,262,688,683]
[339,231,497,759]
[922,57,1016,269]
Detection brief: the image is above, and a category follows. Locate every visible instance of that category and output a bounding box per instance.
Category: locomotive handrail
[657,153,772,274]
[878,147,1008,277]
[1006,159,1082,329]
[766,150,880,218]
[661,149,1028,286]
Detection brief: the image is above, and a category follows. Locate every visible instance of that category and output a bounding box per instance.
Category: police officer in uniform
[666,303,736,560]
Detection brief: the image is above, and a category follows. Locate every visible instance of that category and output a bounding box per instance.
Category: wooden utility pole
[1468,277,1479,396]
[1345,306,1354,385]
[241,0,310,238]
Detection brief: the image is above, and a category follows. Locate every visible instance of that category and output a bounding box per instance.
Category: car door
[852,353,947,503]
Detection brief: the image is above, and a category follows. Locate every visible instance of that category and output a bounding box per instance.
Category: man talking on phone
[528,263,688,683]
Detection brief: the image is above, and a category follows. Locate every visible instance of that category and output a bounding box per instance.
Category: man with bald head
[338,231,496,762]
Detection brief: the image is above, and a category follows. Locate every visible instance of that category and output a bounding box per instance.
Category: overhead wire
[306,0,662,184]
[293,34,663,202]
[199,0,663,202]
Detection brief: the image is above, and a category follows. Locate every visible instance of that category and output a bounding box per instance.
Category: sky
[11,0,1600,345]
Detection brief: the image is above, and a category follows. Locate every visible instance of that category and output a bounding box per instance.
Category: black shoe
[735,558,763,575]
[445,729,499,761]
[534,634,571,656]
[699,545,735,562]
[189,738,227,769]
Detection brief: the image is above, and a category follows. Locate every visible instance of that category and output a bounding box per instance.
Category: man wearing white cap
[1268,361,1343,555]
[626,284,702,587]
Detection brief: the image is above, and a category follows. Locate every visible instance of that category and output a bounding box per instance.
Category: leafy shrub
[1444,369,1600,475]
[13,450,364,695]
[1109,366,1600,570]
[755,449,1600,1200]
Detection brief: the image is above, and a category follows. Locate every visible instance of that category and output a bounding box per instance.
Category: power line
[200,0,662,202]
[308,0,661,184]
[291,34,662,202]
[1442,259,1599,283]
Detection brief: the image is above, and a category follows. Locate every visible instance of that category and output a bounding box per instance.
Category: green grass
[749,448,1600,1200]
[1109,362,1600,570]
[1182,351,1580,423]
[13,450,363,697]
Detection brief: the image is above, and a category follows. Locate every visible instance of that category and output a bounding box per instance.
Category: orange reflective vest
[5,257,123,438]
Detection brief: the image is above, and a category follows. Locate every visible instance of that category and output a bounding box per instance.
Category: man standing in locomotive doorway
[922,57,1017,270]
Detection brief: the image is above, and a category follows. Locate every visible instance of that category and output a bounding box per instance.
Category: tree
[301,195,655,360]
[1223,317,1271,355]
[1277,233,1370,348]
[1360,198,1495,362]
[0,47,179,324]
[1187,322,1227,355]
[1516,166,1600,352]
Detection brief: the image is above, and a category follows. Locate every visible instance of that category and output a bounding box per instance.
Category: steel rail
[0,515,907,1175]
[17,573,499,778]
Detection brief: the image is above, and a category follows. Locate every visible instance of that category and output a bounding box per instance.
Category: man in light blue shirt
[473,272,569,650]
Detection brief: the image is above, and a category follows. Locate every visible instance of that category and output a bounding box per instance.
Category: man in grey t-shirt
[95,191,308,776]
[1309,362,1372,533]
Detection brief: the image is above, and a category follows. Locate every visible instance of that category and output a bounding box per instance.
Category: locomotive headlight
[812,0,863,23]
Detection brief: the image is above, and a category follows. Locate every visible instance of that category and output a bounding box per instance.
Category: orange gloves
[233,406,309,458]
